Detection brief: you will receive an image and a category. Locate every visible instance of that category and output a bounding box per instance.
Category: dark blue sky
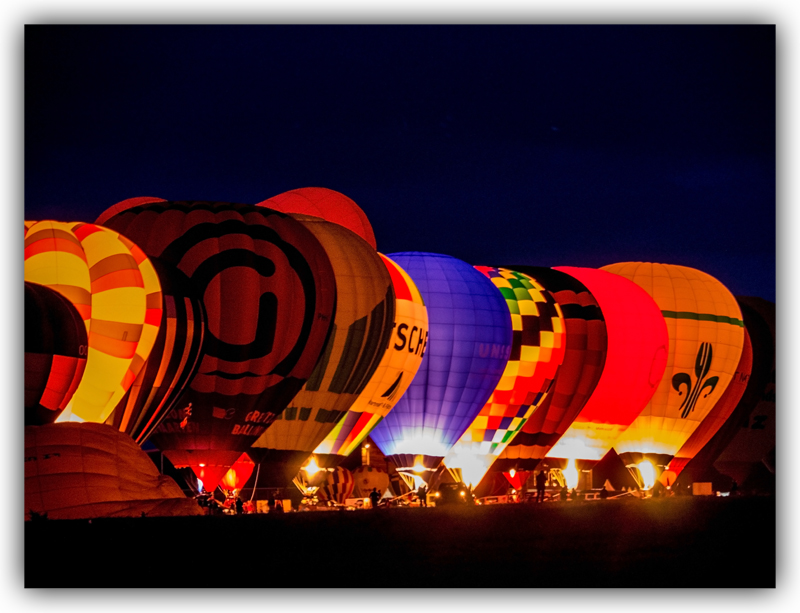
[24,25,775,300]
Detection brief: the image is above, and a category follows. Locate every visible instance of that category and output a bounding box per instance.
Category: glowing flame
[564,458,579,490]
[303,457,321,478]
[509,468,516,479]
[410,473,426,490]
[637,460,656,489]
[197,477,204,492]
[413,463,427,473]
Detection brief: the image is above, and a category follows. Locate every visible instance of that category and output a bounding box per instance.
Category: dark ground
[24,496,775,588]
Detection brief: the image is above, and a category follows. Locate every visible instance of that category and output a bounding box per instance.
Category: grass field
[24,495,775,588]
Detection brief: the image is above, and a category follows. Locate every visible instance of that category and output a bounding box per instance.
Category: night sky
[24,25,775,300]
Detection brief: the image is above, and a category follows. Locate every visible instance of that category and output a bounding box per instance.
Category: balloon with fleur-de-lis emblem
[672,342,719,418]
[602,262,745,476]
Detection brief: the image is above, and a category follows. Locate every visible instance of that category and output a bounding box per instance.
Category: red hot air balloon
[256,187,377,249]
[544,267,668,484]
[25,282,88,425]
[95,197,167,226]
[97,201,337,491]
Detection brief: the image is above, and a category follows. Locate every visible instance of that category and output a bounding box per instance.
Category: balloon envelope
[24,221,162,424]
[104,258,207,445]
[601,262,745,471]
[256,187,377,249]
[493,266,608,471]
[25,282,88,425]
[369,252,513,481]
[444,267,567,487]
[352,465,391,498]
[25,422,201,520]
[712,297,774,485]
[249,216,394,484]
[312,253,428,466]
[316,466,355,505]
[97,201,337,491]
[546,266,669,463]
[669,326,752,476]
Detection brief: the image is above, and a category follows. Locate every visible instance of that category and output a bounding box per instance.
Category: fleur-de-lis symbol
[672,343,720,418]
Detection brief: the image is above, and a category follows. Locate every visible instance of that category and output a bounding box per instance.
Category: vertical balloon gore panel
[25,282,88,425]
[104,258,207,445]
[369,252,513,478]
[96,201,337,461]
[312,252,429,465]
[493,266,608,472]
[250,217,395,458]
[600,262,745,467]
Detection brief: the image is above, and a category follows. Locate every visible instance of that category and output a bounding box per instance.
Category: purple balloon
[370,252,512,479]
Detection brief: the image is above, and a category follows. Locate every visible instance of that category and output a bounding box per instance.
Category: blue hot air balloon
[369,252,513,485]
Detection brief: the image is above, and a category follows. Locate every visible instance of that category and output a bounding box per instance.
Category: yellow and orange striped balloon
[24,221,162,424]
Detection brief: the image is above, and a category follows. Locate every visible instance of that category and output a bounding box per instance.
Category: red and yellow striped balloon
[24,221,162,424]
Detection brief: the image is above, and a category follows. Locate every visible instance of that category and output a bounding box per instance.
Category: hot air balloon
[25,422,201,520]
[541,266,668,488]
[256,187,377,249]
[352,465,391,498]
[669,326,752,477]
[311,253,428,467]
[601,263,745,482]
[492,267,608,481]
[24,221,162,424]
[25,282,88,425]
[443,267,567,489]
[673,297,774,489]
[95,196,167,226]
[97,201,337,491]
[249,216,394,488]
[368,252,513,486]
[104,259,206,445]
[316,466,355,505]
[712,297,774,487]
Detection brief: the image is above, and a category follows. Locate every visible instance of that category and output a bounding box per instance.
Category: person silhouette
[535,470,547,503]
[369,487,381,509]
